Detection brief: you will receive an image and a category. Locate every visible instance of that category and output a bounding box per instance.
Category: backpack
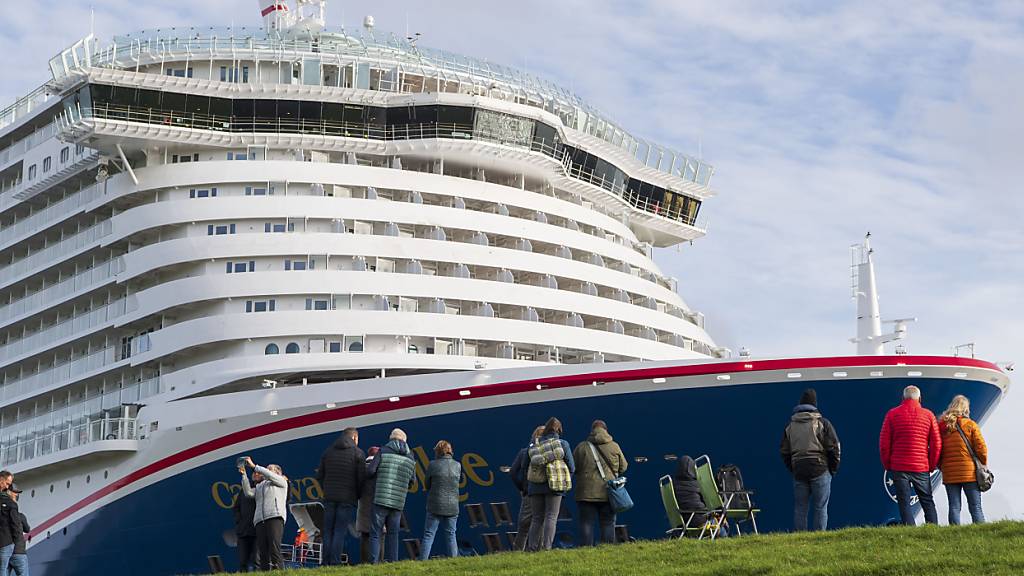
[527,437,571,492]
[716,464,753,509]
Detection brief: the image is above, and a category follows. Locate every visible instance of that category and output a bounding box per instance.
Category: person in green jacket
[572,420,628,546]
[419,440,463,559]
[366,428,416,563]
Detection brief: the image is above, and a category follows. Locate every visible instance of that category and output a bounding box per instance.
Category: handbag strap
[587,442,611,481]
[954,419,981,465]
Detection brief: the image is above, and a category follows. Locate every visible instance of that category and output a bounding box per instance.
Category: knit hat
[799,388,817,407]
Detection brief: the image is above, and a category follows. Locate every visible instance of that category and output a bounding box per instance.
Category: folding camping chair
[695,455,760,536]
[658,475,717,540]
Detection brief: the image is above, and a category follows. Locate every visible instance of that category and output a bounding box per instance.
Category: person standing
[316,427,366,565]
[356,446,380,564]
[419,440,462,559]
[526,417,575,551]
[0,471,17,574]
[5,485,29,576]
[232,466,259,572]
[780,388,841,531]
[241,458,289,570]
[367,429,416,563]
[572,420,628,546]
[509,426,545,551]
[938,395,988,525]
[879,385,942,525]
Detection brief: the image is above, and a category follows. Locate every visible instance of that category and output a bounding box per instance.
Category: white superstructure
[0,3,718,477]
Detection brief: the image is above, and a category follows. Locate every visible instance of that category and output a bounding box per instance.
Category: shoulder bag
[588,442,633,513]
[955,420,994,492]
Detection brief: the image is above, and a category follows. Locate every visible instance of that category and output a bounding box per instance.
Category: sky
[1,1,1020,519]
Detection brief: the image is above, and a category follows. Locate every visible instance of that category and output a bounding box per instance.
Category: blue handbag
[588,442,634,513]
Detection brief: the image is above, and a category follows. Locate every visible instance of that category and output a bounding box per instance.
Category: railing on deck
[0,416,138,467]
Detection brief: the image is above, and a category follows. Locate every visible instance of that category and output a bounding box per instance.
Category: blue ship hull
[24,369,1003,576]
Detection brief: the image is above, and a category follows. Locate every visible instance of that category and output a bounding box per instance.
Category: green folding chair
[694,455,760,536]
[659,475,710,539]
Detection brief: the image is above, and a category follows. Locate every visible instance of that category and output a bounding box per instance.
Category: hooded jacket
[232,489,257,538]
[938,417,988,485]
[13,512,29,555]
[880,399,942,473]
[572,428,628,502]
[241,465,289,525]
[0,493,19,548]
[672,456,708,525]
[425,454,463,517]
[780,404,842,481]
[368,439,416,510]
[316,434,367,504]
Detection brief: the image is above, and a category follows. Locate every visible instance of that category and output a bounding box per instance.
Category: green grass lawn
[216,521,1024,575]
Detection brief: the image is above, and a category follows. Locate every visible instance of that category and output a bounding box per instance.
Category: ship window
[346,336,363,352]
[186,94,210,116]
[265,343,279,355]
[234,99,255,118]
[161,91,186,112]
[60,147,70,163]
[137,88,160,109]
[285,342,300,354]
[265,222,293,233]
[42,156,52,173]
[189,188,216,198]
[207,224,234,235]
[285,260,307,271]
[278,100,299,120]
[226,261,253,273]
[305,298,329,311]
[247,300,274,313]
[27,164,36,180]
[300,101,322,121]
[166,67,193,78]
[329,341,342,353]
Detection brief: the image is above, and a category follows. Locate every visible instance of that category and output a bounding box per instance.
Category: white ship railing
[0,121,59,169]
[0,416,138,466]
[0,256,123,326]
[0,182,104,248]
[0,86,53,133]
[0,219,112,287]
[0,296,133,365]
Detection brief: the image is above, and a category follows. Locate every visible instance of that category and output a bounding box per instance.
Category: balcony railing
[0,219,112,286]
[0,296,131,364]
[0,182,104,248]
[0,256,123,326]
[0,416,138,467]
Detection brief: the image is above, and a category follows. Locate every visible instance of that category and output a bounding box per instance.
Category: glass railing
[0,297,131,364]
[0,219,112,284]
[0,256,123,326]
[0,182,103,247]
[0,416,138,466]
[71,103,703,228]
[0,86,53,132]
[0,344,123,402]
[0,121,58,168]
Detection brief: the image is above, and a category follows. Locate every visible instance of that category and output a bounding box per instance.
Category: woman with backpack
[572,420,627,546]
[938,395,988,524]
[419,440,462,559]
[526,417,575,551]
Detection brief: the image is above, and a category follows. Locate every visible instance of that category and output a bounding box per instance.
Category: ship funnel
[849,233,916,355]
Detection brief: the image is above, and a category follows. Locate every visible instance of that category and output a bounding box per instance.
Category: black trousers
[237,534,257,572]
[255,517,284,571]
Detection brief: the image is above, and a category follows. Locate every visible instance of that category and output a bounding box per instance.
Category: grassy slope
[223,522,1024,576]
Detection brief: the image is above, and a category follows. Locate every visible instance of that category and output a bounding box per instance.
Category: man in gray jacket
[780,389,841,531]
[241,457,289,570]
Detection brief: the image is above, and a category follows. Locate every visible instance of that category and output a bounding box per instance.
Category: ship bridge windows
[165,67,193,78]
[207,224,235,235]
[226,261,255,273]
[189,188,217,198]
[245,299,275,313]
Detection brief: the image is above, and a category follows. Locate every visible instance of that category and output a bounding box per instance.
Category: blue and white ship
[0,2,1009,574]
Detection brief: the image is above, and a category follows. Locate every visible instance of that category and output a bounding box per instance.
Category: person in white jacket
[241,457,288,570]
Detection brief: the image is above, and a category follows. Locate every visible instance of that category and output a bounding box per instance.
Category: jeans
[527,493,562,551]
[0,544,14,575]
[368,505,402,563]
[578,501,616,545]
[8,553,28,576]
[419,512,458,559]
[793,472,832,531]
[946,482,985,525]
[322,501,356,565]
[512,495,532,551]
[255,517,284,571]
[892,471,938,525]
[236,534,257,572]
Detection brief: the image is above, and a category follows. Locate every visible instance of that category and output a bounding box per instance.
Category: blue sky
[2,0,1020,518]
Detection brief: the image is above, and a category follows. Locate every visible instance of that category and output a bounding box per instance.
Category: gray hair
[903,385,921,401]
[389,428,407,442]
[267,464,283,475]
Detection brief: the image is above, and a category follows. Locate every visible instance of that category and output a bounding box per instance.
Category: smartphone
[236,456,247,469]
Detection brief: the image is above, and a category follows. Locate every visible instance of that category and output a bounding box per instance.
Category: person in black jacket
[0,470,17,574]
[508,426,544,551]
[780,388,841,531]
[232,468,259,572]
[5,486,28,576]
[672,456,709,531]
[316,427,366,565]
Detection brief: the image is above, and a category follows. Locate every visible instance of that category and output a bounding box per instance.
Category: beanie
[799,388,817,407]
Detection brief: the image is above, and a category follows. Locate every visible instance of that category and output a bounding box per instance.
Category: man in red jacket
[879,385,942,525]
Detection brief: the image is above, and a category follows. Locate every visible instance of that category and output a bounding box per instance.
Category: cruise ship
[0,2,1009,574]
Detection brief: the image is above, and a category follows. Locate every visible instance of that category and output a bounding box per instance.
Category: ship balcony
[1,416,139,475]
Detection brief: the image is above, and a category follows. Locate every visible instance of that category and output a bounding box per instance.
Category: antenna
[849,233,915,355]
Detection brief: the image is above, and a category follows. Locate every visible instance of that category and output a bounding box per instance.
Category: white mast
[850,233,915,355]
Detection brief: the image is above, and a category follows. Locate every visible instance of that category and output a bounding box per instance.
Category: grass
[212,522,1024,575]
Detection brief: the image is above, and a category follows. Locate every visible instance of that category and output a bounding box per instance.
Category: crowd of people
[0,471,30,575]
[781,384,990,531]
[230,383,992,570]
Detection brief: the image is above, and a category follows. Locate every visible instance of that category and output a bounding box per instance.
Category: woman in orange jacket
[938,395,988,524]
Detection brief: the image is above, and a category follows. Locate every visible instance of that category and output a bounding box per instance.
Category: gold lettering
[410,445,432,493]
[289,478,302,502]
[462,452,494,487]
[211,481,239,509]
[305,477,323,501]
